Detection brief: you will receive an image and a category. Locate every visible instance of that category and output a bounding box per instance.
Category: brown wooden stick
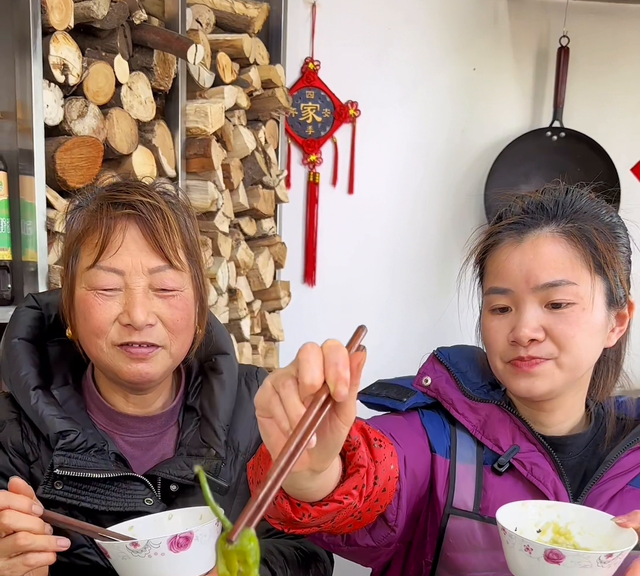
[42,510,134,542]
[130,22,205,65]
[227,325,368,544]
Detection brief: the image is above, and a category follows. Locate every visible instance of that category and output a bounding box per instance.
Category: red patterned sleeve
[247,419,399,535]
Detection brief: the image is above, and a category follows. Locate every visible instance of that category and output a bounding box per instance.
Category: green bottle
[0,155,14,305]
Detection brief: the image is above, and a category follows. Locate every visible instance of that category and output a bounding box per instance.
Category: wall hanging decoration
[285,1,361,287]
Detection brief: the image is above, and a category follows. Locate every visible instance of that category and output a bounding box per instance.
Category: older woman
[0,180,333,576]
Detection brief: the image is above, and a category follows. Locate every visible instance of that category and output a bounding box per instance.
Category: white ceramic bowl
[95,506,222,576]
[496,500,638,576]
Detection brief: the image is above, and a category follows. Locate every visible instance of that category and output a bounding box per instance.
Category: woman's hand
[254,340,367,502]
[614,512,640,576]
[0,477,70,576]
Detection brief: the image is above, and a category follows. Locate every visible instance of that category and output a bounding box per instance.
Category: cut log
[84,0,129,29]
[211,291,229,323]
[230,182,249,213]
[80,59,116,105]
[109,71,156,122]
[104,144,158,180]
[85,48,130,84]
[42,0,74,31]
[247,234,287,269]
[95,167,122,185]
[186,180,222,213]
[185,136,227,173]
[139,0,164,20]
[200,236,215,269]
[57,97,107,141]
[234,215,256,237]
[217,119,234,149]
[207,280,218,307]
[250,334,265,356]
[190,4,216,33]
[228,260,237,289]
[48,233,64,265]
[243,185,275,218]
[265,118,279,150]
[45,135,104,191]
[187,62,216,92]
[224,125,256,160]
[257,64,285,89]
[255,216,276,237]
[227,315,251,342]
[236,65,261,94]
[274,178,289,204]
[47,207,66,233]
[104,106,138,157]
[212,51,237,85]
[131,22,205,65]
[228,289,248,321]
[196,85,249,110]
[247,87,291,121]
[247,246,274,291]
[230,230,254,274]
[48,264,64,289]
[205,230,232,259]
[254,280,291,312]
[186,100,226,136]
[73,24,132,60]
[221,157,243,190]
[237,342,252,364]
[129,47,177,92]
[43,31,83,86]
[242,149,269,187]
[43,80,65,127]
[251,36,269,66]
[187,28,211,69]
[226,109,247,126]
[126,0,148,24]
[207,256,229,294]
[46,186,69,212]
[236,275,253,303]
[221,188,234,220]
[73,0,110,24]
[139,119,176,178]
[263,341,279,371]
[249,121,266,146]
[207,33,252,64]
[260,310,284,342]
[190,0,270,35]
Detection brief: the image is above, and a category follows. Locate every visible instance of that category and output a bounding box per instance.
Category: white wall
[281,1,640,574]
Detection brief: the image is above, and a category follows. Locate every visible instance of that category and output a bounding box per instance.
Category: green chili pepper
[195,465,260,576]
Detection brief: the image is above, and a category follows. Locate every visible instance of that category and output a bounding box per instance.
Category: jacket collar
[0,289,239,465]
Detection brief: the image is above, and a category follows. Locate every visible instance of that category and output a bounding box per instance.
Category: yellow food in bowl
[536,521,590,551]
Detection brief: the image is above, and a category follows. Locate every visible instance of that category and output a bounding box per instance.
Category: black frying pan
[484,34,620,223]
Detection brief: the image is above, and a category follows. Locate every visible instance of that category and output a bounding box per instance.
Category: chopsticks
[227,325,368,544]
[42,510,135,542]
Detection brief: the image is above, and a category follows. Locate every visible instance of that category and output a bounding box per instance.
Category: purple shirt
[82,366,185,475]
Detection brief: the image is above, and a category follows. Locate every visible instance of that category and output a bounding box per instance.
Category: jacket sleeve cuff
[247,420,399,536]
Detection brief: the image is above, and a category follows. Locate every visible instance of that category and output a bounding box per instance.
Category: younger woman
[249,183,640,575]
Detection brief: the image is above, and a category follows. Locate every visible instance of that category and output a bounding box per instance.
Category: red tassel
[285,139,292,189]
[332,137,339,187]
[304,170,320,287]
[348,121,357,195]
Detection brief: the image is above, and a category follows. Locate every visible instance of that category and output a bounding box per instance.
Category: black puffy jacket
[0,290,333,576]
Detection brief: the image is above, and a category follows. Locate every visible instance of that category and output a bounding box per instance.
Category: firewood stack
[43,0,292,371]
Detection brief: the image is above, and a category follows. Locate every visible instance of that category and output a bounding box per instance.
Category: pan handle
[550,34,570,128]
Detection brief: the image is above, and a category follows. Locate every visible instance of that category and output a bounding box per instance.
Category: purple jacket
[310,346,640,575]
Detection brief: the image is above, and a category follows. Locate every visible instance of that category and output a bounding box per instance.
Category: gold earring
[66,327,74,341]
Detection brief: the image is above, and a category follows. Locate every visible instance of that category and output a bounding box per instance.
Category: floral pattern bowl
[95,506,222,576]
[496,500,638,576]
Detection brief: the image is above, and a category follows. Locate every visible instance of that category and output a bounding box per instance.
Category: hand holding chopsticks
[228,325,368,543]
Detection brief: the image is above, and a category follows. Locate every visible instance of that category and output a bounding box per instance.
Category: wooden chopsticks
[42,510,135,542]
[227,325,368,544]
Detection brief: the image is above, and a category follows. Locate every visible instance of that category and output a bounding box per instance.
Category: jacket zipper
[576,436,640,504]
[54,468,161,500]
[434,350,575,501]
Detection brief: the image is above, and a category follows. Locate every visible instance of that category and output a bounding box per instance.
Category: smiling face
[72,221,197,393]
[481,234,631,404]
